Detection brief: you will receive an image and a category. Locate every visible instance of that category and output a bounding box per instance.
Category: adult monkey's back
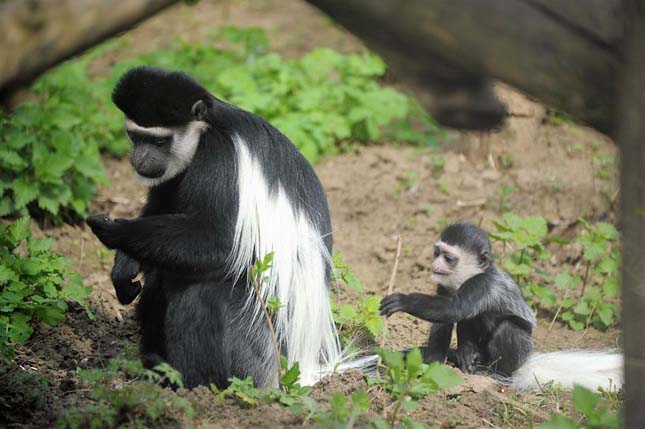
[87,66,347,388]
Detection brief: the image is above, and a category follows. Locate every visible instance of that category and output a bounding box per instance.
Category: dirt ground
[4,0,622,428]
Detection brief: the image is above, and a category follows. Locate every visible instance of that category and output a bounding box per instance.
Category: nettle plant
[490,214,621,331]
[331,253,384,347]
[59,359,194,429]
[540,385,621,429]
[0,217,92,361]
[1,27,439,222]
[369,348,462,429]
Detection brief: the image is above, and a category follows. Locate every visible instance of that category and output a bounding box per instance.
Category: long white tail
[511,350,623,391]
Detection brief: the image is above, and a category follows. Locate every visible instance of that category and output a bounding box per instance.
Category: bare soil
[4,0,621,428]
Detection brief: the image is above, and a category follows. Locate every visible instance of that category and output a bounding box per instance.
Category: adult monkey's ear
[191,99,208,121]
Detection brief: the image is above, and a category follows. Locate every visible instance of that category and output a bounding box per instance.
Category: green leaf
[36,303,67,326]
[27,238,53,253]
[280,361,301,387]
[595,257,618,275]
[9,216,31,244]
[364,316,384,338]
[539,414,579,429]
[424,363,462,390]
[595,222,619,241]
[12,178,39,210]
[573,301,590,315]
[572,385,600,416]
[554,272,581,290]
[0,266,17,284]
[568,320,585,331]
[597,307,615,327]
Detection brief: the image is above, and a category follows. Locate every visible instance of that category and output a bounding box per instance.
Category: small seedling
[370,348,462,429]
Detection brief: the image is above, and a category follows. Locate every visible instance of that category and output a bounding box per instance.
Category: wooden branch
[305,0,623,135]
[617,1,645,426]
[0,0,180,96]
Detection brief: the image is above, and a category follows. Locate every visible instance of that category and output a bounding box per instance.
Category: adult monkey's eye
[154,137,170,146]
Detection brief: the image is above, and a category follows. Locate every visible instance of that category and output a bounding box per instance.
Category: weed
[489,214,621,331]
[331,253,384,346]
[370,348,462,429]
[0,217,93,361]
[498,152,513,169]
[1,27,440,222]
[58,359,194,429]
[398,170,420,193]
[437,179,449,195]
[539,385,621,429]
[497,184,515,213]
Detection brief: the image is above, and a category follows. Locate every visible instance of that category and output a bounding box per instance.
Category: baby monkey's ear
[191,99,208,121]
[478,250,491,269]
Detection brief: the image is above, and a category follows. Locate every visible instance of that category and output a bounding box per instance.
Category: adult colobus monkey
[380,223,623,391]
[87,66,360,388]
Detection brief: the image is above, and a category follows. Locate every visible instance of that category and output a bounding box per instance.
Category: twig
[548,289,569,331]
[252,279,282,380]
[78,238,85,273]
[580,262,591,297]
[379,235,403,419]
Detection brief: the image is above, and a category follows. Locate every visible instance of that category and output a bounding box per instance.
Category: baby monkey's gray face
[430,241,486,290]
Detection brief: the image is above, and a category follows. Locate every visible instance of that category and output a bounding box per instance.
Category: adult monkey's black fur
[380,223,623,390]
[87,66,348,389]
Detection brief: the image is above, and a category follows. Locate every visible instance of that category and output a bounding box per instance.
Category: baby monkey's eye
[433,246,440,258]
[444,254,458,266]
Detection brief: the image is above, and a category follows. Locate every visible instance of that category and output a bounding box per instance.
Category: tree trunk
[617,1,645,426]
[305,0,622,135]
[0,0,179,98]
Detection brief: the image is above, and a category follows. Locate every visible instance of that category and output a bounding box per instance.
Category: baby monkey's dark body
[380,223,536,377]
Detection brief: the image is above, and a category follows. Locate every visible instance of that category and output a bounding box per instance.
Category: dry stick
[379,235,403,419]
[252,279,283,380]
[78,238,85,273]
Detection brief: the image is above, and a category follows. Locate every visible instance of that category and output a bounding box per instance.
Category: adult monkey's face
[121,100,209,186]
[125,120,173,179]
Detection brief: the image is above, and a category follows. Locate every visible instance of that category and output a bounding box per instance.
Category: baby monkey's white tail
[511,350,623,391]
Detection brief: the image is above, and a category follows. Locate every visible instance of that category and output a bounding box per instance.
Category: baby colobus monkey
[380,223,535,377]
[380,223,623,391]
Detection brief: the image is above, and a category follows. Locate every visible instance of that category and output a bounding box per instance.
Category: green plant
[370,348,462,429]
[2,27,440,222]
[214,352,311,406]
[311,390,371,429]
[437,179,449,195]
[539,385,620,429]
[0,367,51,426]
[110,27,439,164]
[489,214,621,331]
[0,217,93,361]
[427,152,445,178]
[496,184,515,213]
[58,359,194,429]
[498,152,513,169]
[594,155,615,180]
[331,253,384,346]
[564,220,620,330]
[397,170,420,193]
